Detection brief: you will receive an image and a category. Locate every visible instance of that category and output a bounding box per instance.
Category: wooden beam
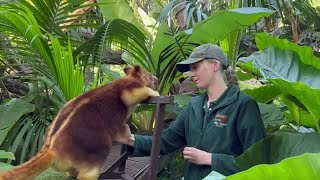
[142,96,174,104]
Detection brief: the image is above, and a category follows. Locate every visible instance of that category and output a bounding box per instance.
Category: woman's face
[189,60,218,89]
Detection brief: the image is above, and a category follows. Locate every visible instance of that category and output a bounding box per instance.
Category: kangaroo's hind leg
[77,166,101,180]
[52,158,78,178]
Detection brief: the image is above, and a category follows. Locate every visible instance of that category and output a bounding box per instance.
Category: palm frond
[0,5,56,80]
[16,0,101,40]
[49,35,84,100]
[74,19,155,72]
[157,27,198,94]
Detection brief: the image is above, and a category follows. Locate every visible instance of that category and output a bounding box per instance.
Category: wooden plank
[127,156,150,163]
[142,96,174,104]
[124,159,149,171]
[147,103,165,180]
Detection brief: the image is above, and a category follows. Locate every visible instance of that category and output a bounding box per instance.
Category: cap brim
[176,57,204,72]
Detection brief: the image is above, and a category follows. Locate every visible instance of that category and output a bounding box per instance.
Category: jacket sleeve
[127,104,190,157]
[211,98,266,176]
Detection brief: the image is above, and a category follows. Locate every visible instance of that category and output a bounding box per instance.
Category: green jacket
[128,85,266,179]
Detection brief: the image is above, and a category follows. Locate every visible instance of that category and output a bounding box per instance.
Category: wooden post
[143,96,174,180]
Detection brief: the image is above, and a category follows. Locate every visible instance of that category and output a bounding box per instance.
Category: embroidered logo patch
[213,114,228,127]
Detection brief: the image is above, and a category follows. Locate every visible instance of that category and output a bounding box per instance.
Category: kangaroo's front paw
[149,89,160,96]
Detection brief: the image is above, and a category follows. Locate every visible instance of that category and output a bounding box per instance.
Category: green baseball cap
[176,43,228,72]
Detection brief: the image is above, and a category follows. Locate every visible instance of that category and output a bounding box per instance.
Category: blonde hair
[223,66,238,86]
[207,59,238,86]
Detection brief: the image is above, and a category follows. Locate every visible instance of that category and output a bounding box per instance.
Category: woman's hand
[114,123,135,146]
[183,147,212,165]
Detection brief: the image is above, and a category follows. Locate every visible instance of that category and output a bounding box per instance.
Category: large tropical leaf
[225,153,320,179]
[238,46,320,131]
[258,103,286,130]
[219,30,242,68]
[235,132,320,170]
[281,94,315,128]
[255,33,320,70]
[97,0,147,35]
[0,99,34,145]
[243,84,282,103]
[186,7,275,44]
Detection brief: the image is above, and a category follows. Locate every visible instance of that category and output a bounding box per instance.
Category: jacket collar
[190,85,240,119]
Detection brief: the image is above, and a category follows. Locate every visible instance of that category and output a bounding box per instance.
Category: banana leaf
[235,132,320,170]
[97,0,148,35]
[226,153,320,179]
[238,46,320,131]
[243,84,282,103]
[258,103,286,128]
[187,7,275,43]
[255,33,320,70]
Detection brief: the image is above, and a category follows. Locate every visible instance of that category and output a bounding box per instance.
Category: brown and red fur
[0,65,159,180]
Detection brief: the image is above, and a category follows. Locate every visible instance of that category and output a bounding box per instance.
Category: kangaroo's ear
[133,65,141,74]
[123,66,133,76]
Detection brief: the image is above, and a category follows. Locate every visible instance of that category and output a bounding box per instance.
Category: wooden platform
[98,143,151,180]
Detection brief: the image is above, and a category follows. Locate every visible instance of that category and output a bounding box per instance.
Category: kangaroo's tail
[0,148,55,180]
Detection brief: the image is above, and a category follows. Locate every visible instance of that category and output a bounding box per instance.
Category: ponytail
[223,66,238,86]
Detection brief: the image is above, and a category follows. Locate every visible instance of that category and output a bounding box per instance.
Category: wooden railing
[100,96,174,180]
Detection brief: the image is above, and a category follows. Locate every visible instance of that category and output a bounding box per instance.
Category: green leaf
[188,7,274,43]
[238,47,320,130]
[151,23,174,71]
[49,35,84,100]
[74,19,153,72]
[243,85,282,103]
[97,0,147,35]
[0,99,34,145]
[227,153,320,179]
[154,27,197,94]
[35,168,69,180]
[235,132,320,170]
[237,60,262,77]
[0,162,13,172]
[281,94,315,128]
[235,68,256,81]
[255,33,320,70]
[9,119,33,164]
[0,150,15,160]
[220,30,242,68]
[19,121,39,163]
[270,79,320,131]
[258,103,286,127]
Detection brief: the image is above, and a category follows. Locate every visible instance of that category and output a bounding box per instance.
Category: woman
[115,44,266,179]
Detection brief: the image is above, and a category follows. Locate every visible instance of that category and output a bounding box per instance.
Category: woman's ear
[212,60,221,72]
